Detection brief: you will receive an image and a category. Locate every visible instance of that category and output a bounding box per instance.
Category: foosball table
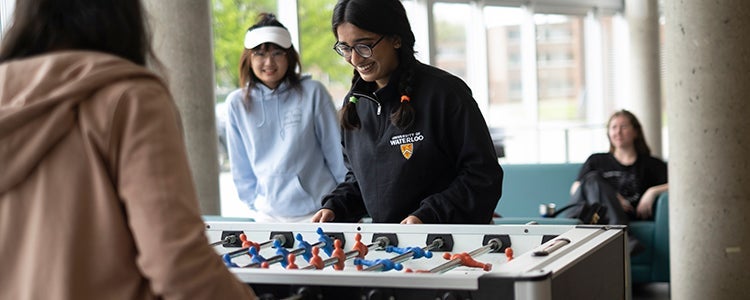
[204,221,631,300]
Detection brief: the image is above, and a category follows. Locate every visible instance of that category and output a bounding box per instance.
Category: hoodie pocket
[255,173,317,217]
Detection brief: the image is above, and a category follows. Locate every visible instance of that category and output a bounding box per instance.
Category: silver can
[539,203,556,217]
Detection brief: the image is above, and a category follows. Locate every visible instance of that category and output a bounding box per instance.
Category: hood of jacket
[245,74,312,128]
[0,51,158,192]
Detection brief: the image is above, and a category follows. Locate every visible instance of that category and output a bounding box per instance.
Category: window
[211,0,629,166]
[211,0,276,95]
[433,3,470,79]
[534,14,585,122]
[297,0,351,103]
[485,6,525,106]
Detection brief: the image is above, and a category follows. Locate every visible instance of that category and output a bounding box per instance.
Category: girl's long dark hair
[0,0,153,66]
[332,0,417,130]
[608,109,651,156]
[239,13,302,108]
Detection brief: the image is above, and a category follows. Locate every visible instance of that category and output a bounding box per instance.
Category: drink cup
[539,203,556,217]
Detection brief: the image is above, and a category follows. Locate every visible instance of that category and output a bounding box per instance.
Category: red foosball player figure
[309,247,324,270]
[286,254,299,270]
[332,239,346,271]
[442,252,492,271]
[505,247,514,261]
[351,233,368,270]
[240,233,260,252]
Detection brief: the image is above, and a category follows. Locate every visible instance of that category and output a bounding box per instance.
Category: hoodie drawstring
[255,95,266,127]
[277,94,284,140]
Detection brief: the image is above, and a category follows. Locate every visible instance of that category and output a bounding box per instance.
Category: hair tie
[349,96,358,104]
[400,95,411,103]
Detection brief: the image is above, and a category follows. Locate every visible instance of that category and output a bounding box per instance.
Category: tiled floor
[633,283,670,300]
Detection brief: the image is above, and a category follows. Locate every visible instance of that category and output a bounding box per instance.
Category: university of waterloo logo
[400,144,413,159]
[390,132,424,160]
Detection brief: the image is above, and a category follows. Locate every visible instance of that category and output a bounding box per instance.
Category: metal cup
[539,203,556,217]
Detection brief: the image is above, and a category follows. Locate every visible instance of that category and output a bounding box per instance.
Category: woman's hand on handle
[400,215,423,224]
[312,209,335,223]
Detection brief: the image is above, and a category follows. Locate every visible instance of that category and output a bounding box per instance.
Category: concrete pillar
[143,0,221,215]
[626,0,663,158]
[665,1,750,299]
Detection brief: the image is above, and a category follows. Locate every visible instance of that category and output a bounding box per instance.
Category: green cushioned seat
[496,164,670,284]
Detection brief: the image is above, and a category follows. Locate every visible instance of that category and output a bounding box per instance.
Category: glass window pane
[486,6,524,106]
[212,0,276,217]
[298,0,351,103]
[534,14,585,122]
[484,6,527,131]
[433,3,469,79]
[212,0,276,91]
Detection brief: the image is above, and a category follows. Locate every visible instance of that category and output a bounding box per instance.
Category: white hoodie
[225,75,346,218]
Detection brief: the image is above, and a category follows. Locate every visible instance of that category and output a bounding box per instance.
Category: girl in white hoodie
[225,13,346,222]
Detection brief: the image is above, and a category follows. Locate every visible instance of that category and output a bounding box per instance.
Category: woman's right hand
[312,209,335,222]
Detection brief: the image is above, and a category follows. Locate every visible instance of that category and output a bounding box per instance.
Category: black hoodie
[321,62,503,223]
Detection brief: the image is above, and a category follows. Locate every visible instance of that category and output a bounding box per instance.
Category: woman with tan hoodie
[0,0,256,299]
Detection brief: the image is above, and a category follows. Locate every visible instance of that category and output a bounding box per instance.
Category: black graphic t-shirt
[577,153,668,204]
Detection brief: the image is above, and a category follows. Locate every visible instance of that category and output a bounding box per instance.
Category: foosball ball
[204,221,630,300]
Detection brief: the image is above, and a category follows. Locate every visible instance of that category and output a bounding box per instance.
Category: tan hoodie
[0,51,255,300]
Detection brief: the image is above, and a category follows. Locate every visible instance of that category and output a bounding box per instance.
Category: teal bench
[496,163,670,284]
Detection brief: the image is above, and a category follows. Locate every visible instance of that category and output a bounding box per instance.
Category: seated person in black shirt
[569,110,668,254]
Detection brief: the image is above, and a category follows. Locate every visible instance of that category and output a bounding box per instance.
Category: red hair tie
[400,95,411,103]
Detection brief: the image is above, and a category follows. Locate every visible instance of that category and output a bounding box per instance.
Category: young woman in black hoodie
[313,0,503,224]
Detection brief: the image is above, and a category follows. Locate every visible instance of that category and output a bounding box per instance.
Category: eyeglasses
[332,35,385,58]
[251,50,287,60]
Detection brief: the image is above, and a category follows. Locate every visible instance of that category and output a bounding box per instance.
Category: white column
[466,1,489,112]
[583,9,605,125]
[0,0,15,41]
[666,1,750,299]
[143,0,221,215]
[277,0,299,51]
[625,0,663,158]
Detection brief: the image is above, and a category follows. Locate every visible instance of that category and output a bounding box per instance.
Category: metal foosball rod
[288,228,335,261]
[243,235,326,269]
[224,233,285,259]
[425,238,502,274]
[209,234,238,247]
[340,234,391,264]
[245,228,330,269]
[222,234,287,267]
[243,227,336,269]
[302,234,391,270]
[362,237,444,272]
[222,234,260,261]
[244,240,294,268]
[301,243,341,270]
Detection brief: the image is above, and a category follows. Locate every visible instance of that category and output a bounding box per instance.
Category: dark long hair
[0,0,153,66]
[332,0,417,130]
[239,13,302,107]
[608,109,651,156]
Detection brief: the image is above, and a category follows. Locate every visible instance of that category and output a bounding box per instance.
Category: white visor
[244,26,292,49]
